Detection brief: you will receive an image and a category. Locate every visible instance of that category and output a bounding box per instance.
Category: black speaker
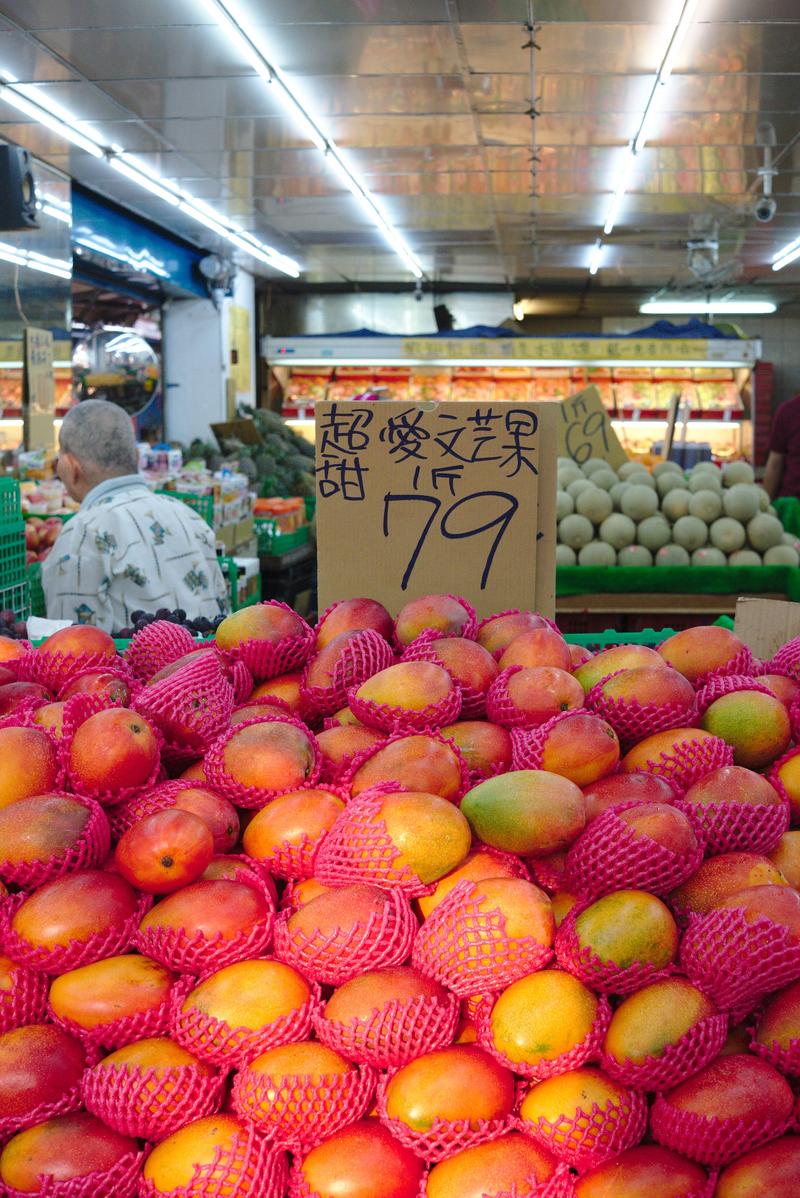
[0,145,38,230]
[434,303,454,332]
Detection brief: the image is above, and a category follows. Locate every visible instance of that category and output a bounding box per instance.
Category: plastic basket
[28,559,46,618]
[256,519,310,555]
[156,489,214,527]
[412,879,553,998]
[0,577,29,621]
[0,476,22,525]
[0,521,26,589]
[232,1061,377,1149]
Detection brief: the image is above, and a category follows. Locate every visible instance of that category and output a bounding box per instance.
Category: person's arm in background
[764,451,785,500]
[40,516,115,629]
[764,401,790,500]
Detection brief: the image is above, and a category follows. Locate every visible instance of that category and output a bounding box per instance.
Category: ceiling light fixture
[772,237,800,272]
[597,0,700,248]
[0,75,300,278]
[0,240,71,279]
[640,298,777,315]
[588,239,604,276]
[197,0,425,280]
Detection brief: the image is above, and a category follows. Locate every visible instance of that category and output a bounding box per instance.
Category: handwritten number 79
[383,491,519,590]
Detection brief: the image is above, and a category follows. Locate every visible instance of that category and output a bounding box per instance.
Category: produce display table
[556,564,800,620]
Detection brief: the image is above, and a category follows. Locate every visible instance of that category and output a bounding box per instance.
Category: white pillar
[163,295,226,445]
[223,268,257,410]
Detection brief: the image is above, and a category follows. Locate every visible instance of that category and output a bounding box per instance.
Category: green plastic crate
[0,478,21,526]
[0,522,26,589]
[28,561,45,618]
[220,556,262,612]
[304,496,316,521]
[0,578,29,621]
[157,490,214,527]
[255,518,310,555]
[564,628,674,650]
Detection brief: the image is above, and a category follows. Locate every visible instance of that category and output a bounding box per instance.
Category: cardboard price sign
[557,386,627,470]
[23,327,55,452]
[315,399,556,620]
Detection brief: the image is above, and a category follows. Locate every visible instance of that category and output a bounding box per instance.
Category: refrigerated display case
[262,329,762,464]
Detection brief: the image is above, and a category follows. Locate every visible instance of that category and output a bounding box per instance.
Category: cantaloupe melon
[729,549,762,566]
[688,489,723,523]
[747,513,784,552]
[759,489,770,511]
[782,532,800,550]
[558,463,584,489]
[578,541,617,567]
[656,473,686,499]
[656,545,691,566]
[576,487,613,524]
[652,460,684,479]
[558,513,594,550]
[722,461,755,487]
[709,517,746,554]
[555,544,577,566]
[672,515,708,551]
[621,485,659,521]
[617,545,653,567]
[599,513,636,550]
[660,489,691,522]
[609,481,629,510]
[764,545,800,567]
[618,462,652,482]
[723,484,761,522]
[590,467,618,492]
[556,490,575,520]
[692,547,727,567]
[636,516,672,553]
[567,478,594,501]
[581,458,609,477]
[689,469,722,493]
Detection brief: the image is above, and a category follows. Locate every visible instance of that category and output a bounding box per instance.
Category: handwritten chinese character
[316,456,369,501]
[317,404,373,456]
[500,408,538,477]
[379,407,431,463]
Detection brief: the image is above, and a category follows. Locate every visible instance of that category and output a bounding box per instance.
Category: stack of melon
[557,457,799,569]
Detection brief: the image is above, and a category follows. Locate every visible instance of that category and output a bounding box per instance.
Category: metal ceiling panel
[0,0,798,290]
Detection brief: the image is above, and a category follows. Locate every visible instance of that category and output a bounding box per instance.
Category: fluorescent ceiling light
[0,78,104,158]
[772,237,800,272]
[0,70,300,278]
[597,0,700,252]
[198,0,424,279]
[640,299,776,315]
[271,356,754,369]
[0,240,71,279]
[588,240,604,276]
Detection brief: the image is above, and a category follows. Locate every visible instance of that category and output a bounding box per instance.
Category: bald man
[42,400,228,630]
